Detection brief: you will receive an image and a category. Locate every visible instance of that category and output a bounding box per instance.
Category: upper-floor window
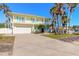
[16,16,19,19]
[21,17,25,22]
[31,18,35,22]
[25,17,33,21]
[16,16,25,22]
[45,18,50,22]
[36,18,44,22]
[41,18,44,22]
[16,16,20,22]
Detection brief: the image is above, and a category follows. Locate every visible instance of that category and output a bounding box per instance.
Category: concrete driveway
[13,34,79,56]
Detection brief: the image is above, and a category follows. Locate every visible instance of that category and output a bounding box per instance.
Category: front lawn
[0,34,15,43]
[0,34,15,55]
[44,33,79,39]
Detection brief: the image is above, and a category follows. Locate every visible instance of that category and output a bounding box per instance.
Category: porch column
[11,15,14,35]
[32,17,36,32]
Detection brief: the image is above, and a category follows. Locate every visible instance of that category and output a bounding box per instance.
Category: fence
[0,28,12,34]
[0,28,31,34]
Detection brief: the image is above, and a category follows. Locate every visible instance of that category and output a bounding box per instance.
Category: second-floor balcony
[13,19,45,24]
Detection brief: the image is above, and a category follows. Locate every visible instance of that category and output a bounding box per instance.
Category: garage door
[13,27,31,34]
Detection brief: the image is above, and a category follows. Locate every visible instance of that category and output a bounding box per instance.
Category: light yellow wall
[9,12,46,21]
[8,12,47,27]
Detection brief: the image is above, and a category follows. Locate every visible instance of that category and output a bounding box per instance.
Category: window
[41,18,44,22]
[32,18,35,22]
[26,17,32,20]
[21,17,25,22]
[16,16,25,22]
[16,16,20,22]
[16,16,19,19]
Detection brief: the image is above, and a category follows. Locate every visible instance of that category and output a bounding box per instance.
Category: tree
[61,15,69,34]
[67,3,78,33]
[0,4,12,34]
[0,4,11,27]
[50,3,63,34]
[50,3,66,34]
[50,3,78,34]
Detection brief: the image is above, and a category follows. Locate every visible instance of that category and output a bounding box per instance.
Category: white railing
[14,19,45,24]
[0,28,12,34]
[0,28,31,34]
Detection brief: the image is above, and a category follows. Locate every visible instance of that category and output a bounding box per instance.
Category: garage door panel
[13,27,31,34]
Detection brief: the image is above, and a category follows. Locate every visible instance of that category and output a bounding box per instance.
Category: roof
[8,12,49,19]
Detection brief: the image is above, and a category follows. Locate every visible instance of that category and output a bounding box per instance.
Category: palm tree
[0,4,11,27]
[0,3,12,34]
[67,3,78,34]
[61,15,69,34]
[50,6,57,34]
[50,3,64,34]
[50,3,78,34]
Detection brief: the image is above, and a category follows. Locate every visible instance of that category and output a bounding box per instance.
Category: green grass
[44,33,79,39]
[0,35,15,43]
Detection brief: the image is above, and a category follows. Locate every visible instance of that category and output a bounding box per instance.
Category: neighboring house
[8,12,50,34]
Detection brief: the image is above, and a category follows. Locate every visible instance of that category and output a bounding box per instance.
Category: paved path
[13,34,79,56]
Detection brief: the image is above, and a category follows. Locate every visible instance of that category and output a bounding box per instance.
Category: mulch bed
[59,36,79,42]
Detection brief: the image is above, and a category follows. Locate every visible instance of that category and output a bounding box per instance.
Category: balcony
[13,19,45,24]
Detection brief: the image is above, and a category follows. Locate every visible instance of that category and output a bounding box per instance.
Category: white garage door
[13,27,31,34]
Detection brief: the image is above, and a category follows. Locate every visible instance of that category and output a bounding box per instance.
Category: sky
[0,3,79,26]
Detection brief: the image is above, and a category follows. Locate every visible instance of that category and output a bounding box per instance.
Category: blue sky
[0,3,79,26]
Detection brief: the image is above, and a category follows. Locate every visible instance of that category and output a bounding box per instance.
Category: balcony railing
[13,19,45,24]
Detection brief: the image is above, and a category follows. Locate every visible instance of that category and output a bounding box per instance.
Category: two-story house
[8,12,50,34]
